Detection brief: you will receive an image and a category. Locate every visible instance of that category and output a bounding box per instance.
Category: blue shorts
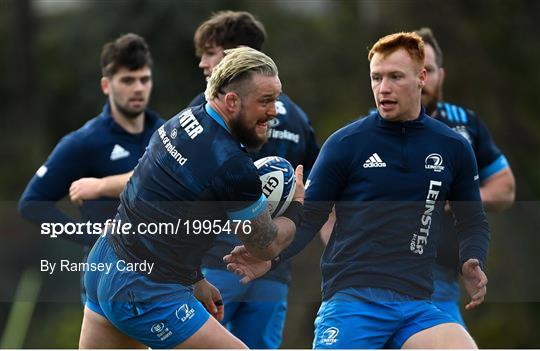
[202,267,288,348]
[313,287,457,349]
[84,236,210,349]
[432,279,466,327]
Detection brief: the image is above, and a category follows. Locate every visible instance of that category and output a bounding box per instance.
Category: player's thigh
[178,315,247,349]
[402,322,477,349]
[230,301,287,348]
[230,280,288,348]
[79,306,146,349]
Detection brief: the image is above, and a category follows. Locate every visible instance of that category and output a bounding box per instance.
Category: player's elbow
[18,196,33,221]
[493,178,516,212]
[505,176,516,205]
[502,168,516,200]
[498,188,515,211]
[18,195,46,224]
[482,169,516,212]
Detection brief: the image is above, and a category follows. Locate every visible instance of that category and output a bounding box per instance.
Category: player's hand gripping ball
[254,156,296,217]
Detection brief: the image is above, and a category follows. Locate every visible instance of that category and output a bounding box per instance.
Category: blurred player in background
[190,11,319,349]
[18,33,163,301]
[414,27,515,325]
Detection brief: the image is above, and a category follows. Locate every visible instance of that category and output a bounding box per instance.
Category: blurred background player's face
[370,48,426,122]
[102,66,153,119]
[421,44,445,115]
[230,74,281,149]
[199,43,226,80]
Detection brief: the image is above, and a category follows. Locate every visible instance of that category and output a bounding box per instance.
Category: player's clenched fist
[69,177,104,205]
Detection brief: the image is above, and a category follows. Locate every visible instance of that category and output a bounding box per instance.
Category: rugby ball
[254,156,296,217]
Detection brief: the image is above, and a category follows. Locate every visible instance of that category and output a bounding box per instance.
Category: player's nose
[379,76,392,93]
[267,102,277,117]
[199,56,209,70]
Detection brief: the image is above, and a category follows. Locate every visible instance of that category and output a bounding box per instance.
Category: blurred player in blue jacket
[190,11,319,349]
[19,33,164,301]
[414,27,515,326]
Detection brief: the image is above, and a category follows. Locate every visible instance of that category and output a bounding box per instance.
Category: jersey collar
[102,102,160,136]
[205,103,231,133]
[103,102,127,134]
[376,106,427,129]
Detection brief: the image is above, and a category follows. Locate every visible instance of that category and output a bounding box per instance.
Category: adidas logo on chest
[363,153,386,168]
[110,144,130,161]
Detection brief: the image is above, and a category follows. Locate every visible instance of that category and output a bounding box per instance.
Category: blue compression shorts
[84,236,210,348]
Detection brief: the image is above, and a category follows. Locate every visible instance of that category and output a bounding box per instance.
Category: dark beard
[230,111,267,149]
[113,100,144,119]
[422,89,441,116]
[424,97,438,116]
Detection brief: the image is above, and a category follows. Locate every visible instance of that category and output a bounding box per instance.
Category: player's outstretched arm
[69,171,134,204]
[237,165,304,261]
[480,167,515,212]
[462,259,488,310]
[224,245,271,284]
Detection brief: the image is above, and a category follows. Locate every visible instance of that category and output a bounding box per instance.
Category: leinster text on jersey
[410,180,442,255]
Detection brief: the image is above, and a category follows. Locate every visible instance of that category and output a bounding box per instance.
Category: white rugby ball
[254,156,296,217]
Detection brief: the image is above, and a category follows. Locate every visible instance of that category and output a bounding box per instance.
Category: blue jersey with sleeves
[109,103,267,286]
[18,103,164,246]
[433,101,509,277]
[281,110,489,300]
[190,92,320,284]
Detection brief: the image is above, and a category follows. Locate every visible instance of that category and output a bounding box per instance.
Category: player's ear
[418,68,427,88]
[101,77,110,95]
[439,67,446,86]
[224,92,240,112]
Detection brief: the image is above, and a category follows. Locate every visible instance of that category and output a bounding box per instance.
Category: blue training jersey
[190,92,320,284]
[281,109,489,300]
[18,103,164,246]
[109,103,267,286]
[433,101,509,279]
